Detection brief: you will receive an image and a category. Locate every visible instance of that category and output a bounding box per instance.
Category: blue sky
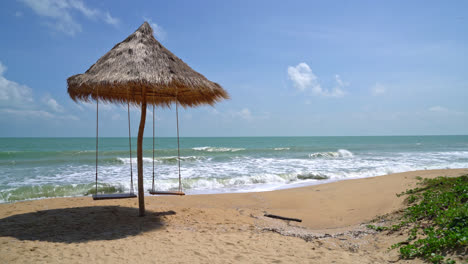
[0,0,467,137]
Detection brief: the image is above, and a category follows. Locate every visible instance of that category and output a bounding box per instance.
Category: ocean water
[0,136,467,203]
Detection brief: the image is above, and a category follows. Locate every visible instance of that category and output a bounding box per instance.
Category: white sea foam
[192,146,210,151]
[149,172,322,194]
[3,153,468,203]
[3,138,468,203]
[117,156,205,164]
[117,157,154,164]
[274,147,290,151]
[309,149,354,158]
[192,146,245,152]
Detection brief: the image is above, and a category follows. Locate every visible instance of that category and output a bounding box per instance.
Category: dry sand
[0,168,467,263]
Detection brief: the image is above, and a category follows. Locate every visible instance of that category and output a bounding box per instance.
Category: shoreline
[1,168,467,263]
[4,166,468,204]
[3,135,467,204]
[3,169,468,223]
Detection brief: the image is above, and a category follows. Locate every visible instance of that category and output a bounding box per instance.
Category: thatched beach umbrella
[67,22,229,216]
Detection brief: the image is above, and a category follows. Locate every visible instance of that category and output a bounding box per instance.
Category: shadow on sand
[0,206,175,243]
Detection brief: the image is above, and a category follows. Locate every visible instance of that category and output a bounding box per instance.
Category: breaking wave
[192,146,246,152]
[309,149,354,158]
[274,147,290,151]
[116,156,206,164]
[2,136,468,203]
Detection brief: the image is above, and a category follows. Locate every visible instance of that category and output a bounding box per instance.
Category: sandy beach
[2,0,466,262]
[0,168,467,263]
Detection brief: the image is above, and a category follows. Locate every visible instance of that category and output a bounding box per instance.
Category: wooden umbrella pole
[137,87,147,216]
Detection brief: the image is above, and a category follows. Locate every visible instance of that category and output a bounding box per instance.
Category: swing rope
[176,100,182,192]
[127,101,134,194]
[95,88,99,196]
[151,86,156,192]
[150,96,184,195]
[152,103,155,192]
[93,86,136,199]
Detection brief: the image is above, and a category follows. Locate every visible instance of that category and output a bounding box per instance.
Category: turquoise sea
[1,136,467,203]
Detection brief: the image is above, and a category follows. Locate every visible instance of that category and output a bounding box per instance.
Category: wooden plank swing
[93,88,136,200]
[149,102,185,196]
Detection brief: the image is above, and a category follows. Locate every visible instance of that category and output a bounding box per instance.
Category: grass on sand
[367,175,467,263]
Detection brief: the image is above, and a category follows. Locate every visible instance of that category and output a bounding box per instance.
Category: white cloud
[65,114,79,121]
[287,62,347,97]
[335,74,345,87]
[0,60,76,120]
[20,0,81,35]
[331,74,347,97]
[429,106,449,113]
[104,12,119,26]
[371,83,386,96]
[0,108,54,119]
[237,108,252,120]
[287,62,316,91]
[79,101,115,111]
[427,106,465,117]
[144,17,167,40]
[19,0,119,36]
[74,104,84,111]
[43,96,64,112]
[0,62,34,109]
[0,63,5,75]
[228,108,269,121]
[111,113,121,120]
[1,108,79,121]
[67,0,99,18]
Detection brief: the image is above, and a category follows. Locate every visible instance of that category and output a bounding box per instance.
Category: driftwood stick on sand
[264,214,302,222]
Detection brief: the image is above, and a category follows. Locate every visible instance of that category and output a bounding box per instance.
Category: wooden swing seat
[148,103,185,197]
[149,190,185,196]
[92,193,137,200]
[92,97,136,202]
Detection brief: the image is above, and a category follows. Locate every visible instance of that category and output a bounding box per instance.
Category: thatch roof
[67,22,229,107]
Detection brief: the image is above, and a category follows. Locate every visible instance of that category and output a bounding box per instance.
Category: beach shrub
[385,175,468,263]
[366,224,389,232]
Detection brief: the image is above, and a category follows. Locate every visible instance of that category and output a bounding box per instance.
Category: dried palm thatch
[67,22,229,107]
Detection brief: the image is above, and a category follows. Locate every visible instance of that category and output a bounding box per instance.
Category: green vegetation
[366,224,402,232]
[368,175,468,263]
[366,224,388,231]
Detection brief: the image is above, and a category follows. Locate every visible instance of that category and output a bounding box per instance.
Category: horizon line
[1,134,467,138]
